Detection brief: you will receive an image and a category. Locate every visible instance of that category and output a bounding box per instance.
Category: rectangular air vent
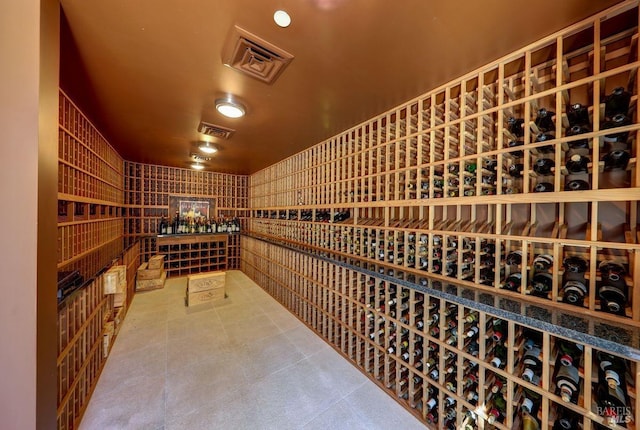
[222,25,294,84]
[198,121,235,139]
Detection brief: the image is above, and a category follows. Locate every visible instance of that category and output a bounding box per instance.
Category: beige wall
[0,1,59,429]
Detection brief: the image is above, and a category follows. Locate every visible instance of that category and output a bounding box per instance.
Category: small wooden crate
[147,254,165,270]
[114,292,126,308]
[136,262,163,280]
[186,271,226,306]
[187,271,226,293]
[103,265,126,294]
[136,270,167,292]
[185,288,225,306]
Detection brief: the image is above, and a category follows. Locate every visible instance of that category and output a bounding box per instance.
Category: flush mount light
[274,10,291,28]
[215,98,246,118]
[198,142,218,154]
[191,162,205,170]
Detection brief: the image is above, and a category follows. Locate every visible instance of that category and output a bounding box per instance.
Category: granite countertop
[244,233,640,361]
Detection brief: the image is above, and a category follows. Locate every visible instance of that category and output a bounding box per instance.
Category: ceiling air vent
[198,121,235,139]
[222,25,294,84]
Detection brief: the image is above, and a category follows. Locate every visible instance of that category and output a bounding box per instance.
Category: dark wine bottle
[533,158,555,175]
[507,139,525,157]
[508,163,524,177]
[535,108,556,132]
[563,256,588,273]
[534,131,555,153]
[565,154,590,174]
[552,406,580,430]
[598,280,628,315]
[602,113,631,143]
[531,272,553,296]
[508,117,525,137]
[562,280,588,305]
[566,103,590,127]
[604,87,631,118]
[534,182,554,193]
[533,254,553,271]
[502,273,523,291]
[602,149,630,171]
[565,179,590,191]
[505,250,523,266]
[599,261,626,282]
[566,124,590,149]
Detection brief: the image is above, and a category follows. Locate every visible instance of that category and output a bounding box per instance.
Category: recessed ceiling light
[198,142,218,154]
[215,98,245,118]
[274,10,291,28]
[191,162,205,170]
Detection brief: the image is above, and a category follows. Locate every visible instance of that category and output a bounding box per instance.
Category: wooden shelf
[244,3,640,429]
[157,234,228,277]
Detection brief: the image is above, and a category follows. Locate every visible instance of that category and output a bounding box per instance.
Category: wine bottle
[596,379,628,427]
[486,392,507,424]
[566,124,590,149]
[563,256,588,273]
[508,117,525,137]
[553,407,580,430]
[602,149,630,171]
[561,279,588,305]
[490,343,508,369]
[507,139,525,157]
[533,157,555,175]
[598,279,627,315]
[565,154,590,174]
[523,412,541,430]
[534,131,555,153]
[535,108,555,132]
[533,254,553,271]
[597,351,627,389]
[509,163,525,178]
[531,272,553,297]
[602,113,631,143]
[555,362,580,403]
[534,182,554,193]
[564,179,590,191]
[567,103,590,128]
[502,272,523,291]
[522,345,543,384]
[506,250,523,266]
[491,318,508,343]
[604,87,631,118]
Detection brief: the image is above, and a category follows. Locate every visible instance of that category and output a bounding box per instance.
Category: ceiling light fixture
[198,142,218,154]
[215,98,246,118]
[191,162,205,170]
[274,10,291,28]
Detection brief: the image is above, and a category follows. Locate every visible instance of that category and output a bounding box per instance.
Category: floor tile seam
[294,395,346,429]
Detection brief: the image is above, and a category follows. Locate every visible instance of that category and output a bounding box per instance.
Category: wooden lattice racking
[123,161,248,268]
[245,2,640,429]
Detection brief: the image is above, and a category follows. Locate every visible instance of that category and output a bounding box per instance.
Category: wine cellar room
[2,0,640,429]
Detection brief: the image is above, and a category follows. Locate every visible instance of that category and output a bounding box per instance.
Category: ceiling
[59,0,622,175]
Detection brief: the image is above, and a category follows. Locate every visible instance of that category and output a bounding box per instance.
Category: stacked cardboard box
[103,265,127,307]
[136,255,166,291]
[186,271,226,307]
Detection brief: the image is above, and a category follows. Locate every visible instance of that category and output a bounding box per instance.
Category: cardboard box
[187,271,226,293]
[185,287,225,307]
[136,270,167,292]
[136,262,164,280]
[147,254,166,270]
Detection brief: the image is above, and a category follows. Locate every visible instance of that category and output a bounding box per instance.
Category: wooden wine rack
[242,235,640,430]
[58,90,126,282]
[123,161,248,268]
[245,2,640,429]
[157,233,228,277]
[57,242,139,430]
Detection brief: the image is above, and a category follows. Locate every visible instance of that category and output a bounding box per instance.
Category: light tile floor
[80,271,426,430]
